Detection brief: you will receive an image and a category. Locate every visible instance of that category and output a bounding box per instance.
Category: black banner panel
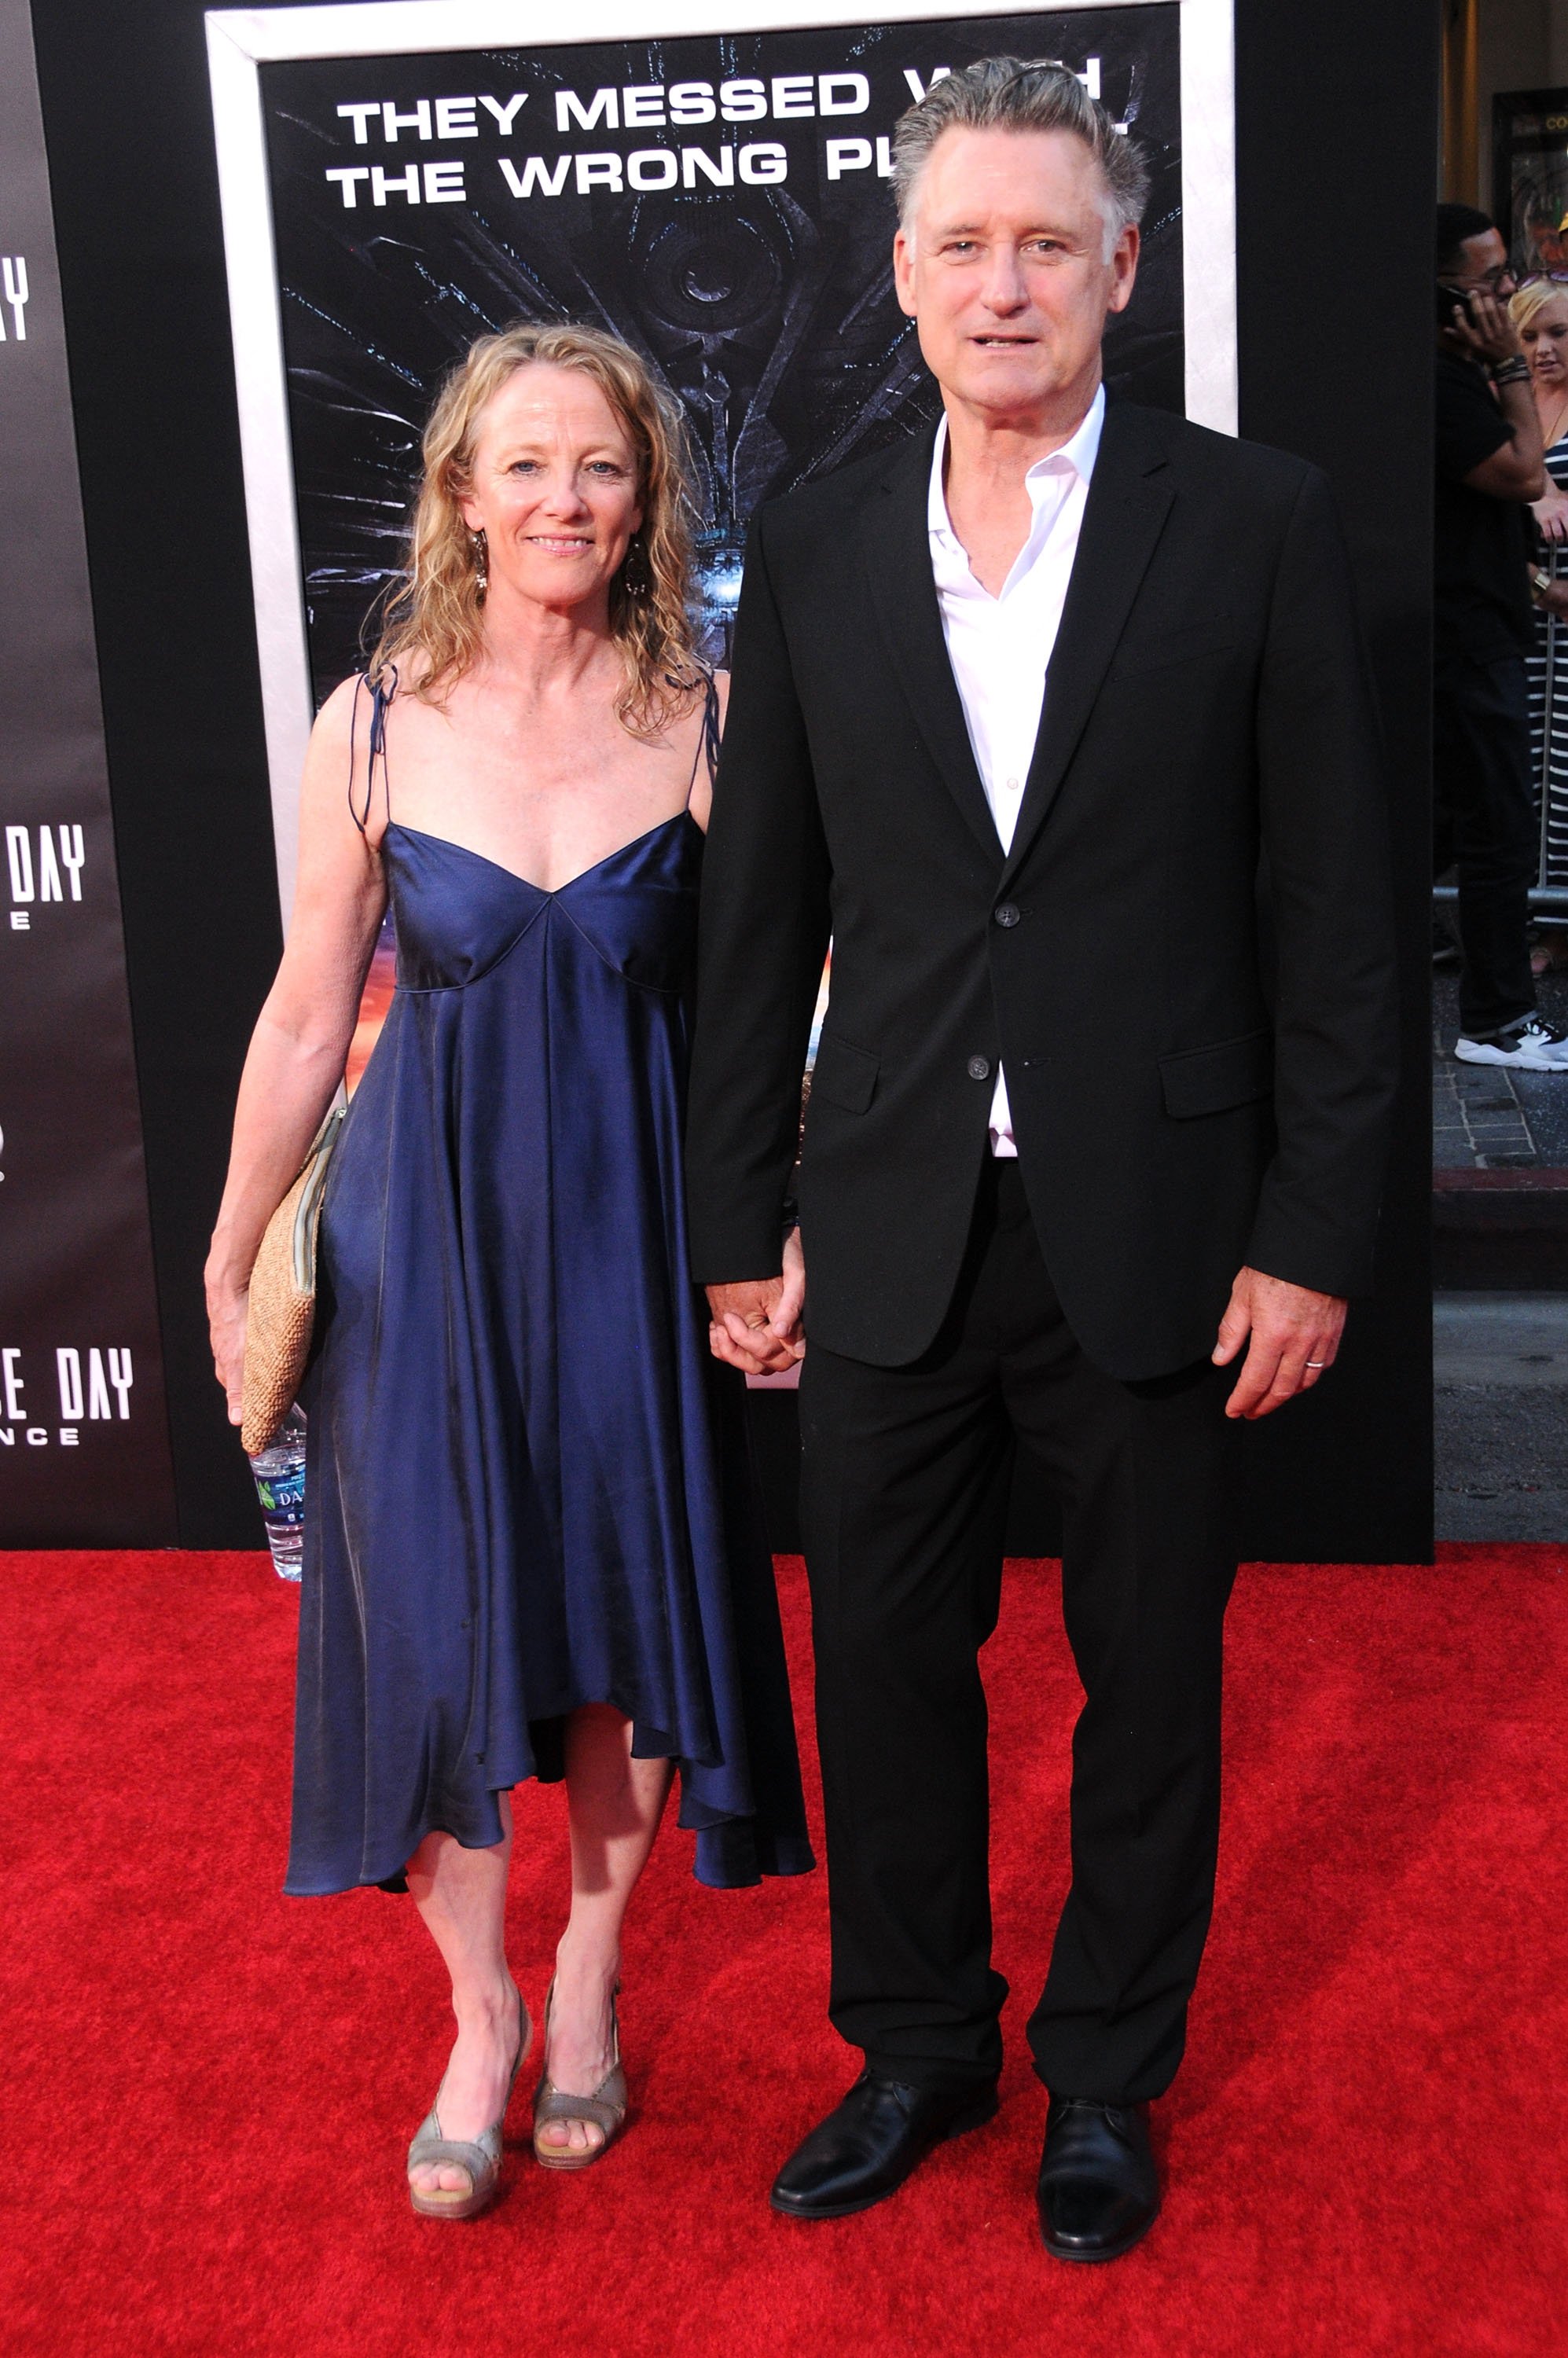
[18,0,1430,1559]
[0,0,174,1542]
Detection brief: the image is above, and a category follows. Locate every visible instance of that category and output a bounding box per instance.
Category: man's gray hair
[890,57,1151,252]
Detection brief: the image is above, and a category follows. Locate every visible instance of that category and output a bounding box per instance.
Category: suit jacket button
[968,1055,991,1081]
[993,902,1020,927]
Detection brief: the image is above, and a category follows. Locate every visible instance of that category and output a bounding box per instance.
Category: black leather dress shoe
[770,2070,999,2220]
[1036,2096,1160,2263]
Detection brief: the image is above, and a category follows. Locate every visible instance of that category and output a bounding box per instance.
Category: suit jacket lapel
[860,427,1004,864]
[1000,406,1176,887]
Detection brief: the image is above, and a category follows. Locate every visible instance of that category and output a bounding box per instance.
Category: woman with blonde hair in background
[1514,276,1568,968]
[205,322,810,2220]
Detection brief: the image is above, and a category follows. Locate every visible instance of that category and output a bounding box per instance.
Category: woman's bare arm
[204,678,388,1422]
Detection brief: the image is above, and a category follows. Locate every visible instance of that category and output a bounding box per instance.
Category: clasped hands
[706,1227,806,1377]
[707,1234,1345,1420]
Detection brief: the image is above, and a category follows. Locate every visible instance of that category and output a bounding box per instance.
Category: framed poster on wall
[206,0,1235,923]
[1495,86,1568,282]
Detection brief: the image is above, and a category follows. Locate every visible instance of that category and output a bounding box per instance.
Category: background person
[206,323,810,2223]
[1512,277,1568,971]
[1434,204,1568,1066]
[688,61,1397,2264]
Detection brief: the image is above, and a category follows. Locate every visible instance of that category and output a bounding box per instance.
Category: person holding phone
[1434,204,1566,1067]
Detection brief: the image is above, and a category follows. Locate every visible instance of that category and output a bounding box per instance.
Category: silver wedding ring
[1305,1360,1325,1369]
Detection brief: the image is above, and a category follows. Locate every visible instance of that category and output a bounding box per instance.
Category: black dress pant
[1433,652,1538,1038]
[797,1159,1237,2107]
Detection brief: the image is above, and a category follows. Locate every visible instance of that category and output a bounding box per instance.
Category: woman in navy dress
[206,324,810,2218]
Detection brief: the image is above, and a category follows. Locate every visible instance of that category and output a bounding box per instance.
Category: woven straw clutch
[241,1104,346,1456]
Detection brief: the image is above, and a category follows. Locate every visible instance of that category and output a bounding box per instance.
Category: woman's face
[458,363,644,613]
[1522,299,1568,387]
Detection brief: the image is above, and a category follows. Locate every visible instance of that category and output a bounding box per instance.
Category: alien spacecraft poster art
[252,9,1185,710]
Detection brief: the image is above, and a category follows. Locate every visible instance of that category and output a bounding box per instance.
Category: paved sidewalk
[1434,1291,1568,1540]
[1432,968,1568,1170]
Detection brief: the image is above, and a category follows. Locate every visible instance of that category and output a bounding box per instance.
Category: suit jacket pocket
[1104,626,1245,682]
[1159,1028,1272,1118]
[811,1030,879,1115]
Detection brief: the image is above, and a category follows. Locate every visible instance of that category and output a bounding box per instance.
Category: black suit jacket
[685,401,1399,1380]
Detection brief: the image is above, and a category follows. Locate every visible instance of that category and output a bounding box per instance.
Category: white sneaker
[1454,1016,1568,1069]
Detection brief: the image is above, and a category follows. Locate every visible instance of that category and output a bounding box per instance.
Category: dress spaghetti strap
[685,667,722,810]
[347,666,398,836]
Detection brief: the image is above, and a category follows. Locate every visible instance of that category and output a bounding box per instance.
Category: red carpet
[6,1546,1566,2357]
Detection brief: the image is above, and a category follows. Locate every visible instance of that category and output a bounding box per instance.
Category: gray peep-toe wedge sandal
[407,1989,531,2221]
[531,1978,628,2170]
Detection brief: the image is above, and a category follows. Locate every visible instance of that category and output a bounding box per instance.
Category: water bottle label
[255,1468,306,1522]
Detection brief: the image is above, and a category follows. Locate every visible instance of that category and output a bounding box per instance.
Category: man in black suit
[685,60,1397,2262]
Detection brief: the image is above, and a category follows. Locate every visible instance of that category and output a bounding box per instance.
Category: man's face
[893,125,1138,421]
[1445,226,1518,298]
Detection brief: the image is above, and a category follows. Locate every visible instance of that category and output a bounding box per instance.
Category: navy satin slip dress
[286,674,813,1896]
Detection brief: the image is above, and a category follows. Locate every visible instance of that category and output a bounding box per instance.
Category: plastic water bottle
[249,1403,307,1581]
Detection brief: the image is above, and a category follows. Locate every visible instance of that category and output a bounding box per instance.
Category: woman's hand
[207,1273,248,1427]
[1534,489,1568,543]
[705,1225,806,1376]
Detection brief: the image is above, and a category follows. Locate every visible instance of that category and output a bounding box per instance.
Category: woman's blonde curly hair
[369,321,703,737]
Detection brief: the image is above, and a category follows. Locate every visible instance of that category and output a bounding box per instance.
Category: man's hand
[1211,1267,1346,1420]
[706,1228,806,1376]
[1442,285,1526,370]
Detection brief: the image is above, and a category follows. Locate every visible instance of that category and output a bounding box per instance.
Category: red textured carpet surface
[6,1546,1566,2357]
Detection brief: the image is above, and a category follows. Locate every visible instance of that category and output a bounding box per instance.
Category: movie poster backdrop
[249,9,1184,1103]
[0,0,175,1542]
[262,13,1182,700]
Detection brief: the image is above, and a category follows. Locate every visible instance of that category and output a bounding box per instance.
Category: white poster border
[207,0,1235,922]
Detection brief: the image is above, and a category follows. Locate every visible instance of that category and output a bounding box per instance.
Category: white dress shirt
[927,384,1105,1154]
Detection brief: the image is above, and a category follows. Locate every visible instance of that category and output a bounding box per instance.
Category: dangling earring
[623,532,648,598]
[470,527,488,598]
